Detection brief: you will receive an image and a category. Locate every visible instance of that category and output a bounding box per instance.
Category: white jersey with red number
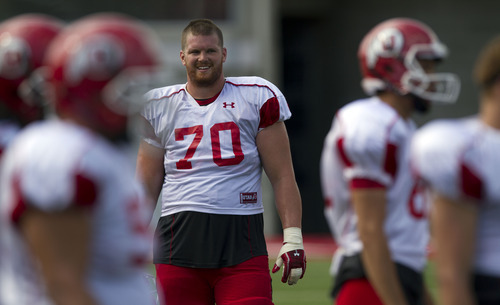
[320,96,429,273]
[142,76,291,217]
[411,116,500,276]
[0,120,154,305]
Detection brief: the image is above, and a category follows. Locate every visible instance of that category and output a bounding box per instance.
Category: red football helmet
[0,14,63,125]
[43,13,164,138]
[358,18,460,104]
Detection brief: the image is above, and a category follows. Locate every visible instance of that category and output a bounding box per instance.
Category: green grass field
[270,258,333,305]
[270,259,440,305]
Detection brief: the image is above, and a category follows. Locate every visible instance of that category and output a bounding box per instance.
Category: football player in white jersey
[0,13,164,305]
[136,19,306,305]
[411,36,500,305]
[0,14,63,304]
[320,18,460,305]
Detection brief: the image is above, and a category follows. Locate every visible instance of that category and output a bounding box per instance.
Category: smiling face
[180,32,226,89]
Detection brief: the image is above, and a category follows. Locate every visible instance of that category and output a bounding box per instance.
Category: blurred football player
[0,13,164,305]
[320,18,460,305]
[136,18,306,305]
[0,14,63,304]
[411,35,500,305]
[0,14,62,154]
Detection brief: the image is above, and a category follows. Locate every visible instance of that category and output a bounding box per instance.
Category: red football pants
[155,255,274,305]
[335,278,383,305]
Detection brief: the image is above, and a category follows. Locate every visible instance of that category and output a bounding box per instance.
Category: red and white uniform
[411,116,500,276]
[0,120,154,305]
[142,76,291,217]
[320,96,429,273]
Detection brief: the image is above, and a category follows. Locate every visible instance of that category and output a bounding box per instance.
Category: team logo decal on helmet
[366,28,404,70]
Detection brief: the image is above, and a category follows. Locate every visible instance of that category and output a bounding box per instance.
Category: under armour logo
[223,102,235,108]
[294,251,300,257]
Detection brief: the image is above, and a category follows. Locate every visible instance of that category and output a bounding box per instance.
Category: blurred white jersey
[412,116,500,276]
[142,76,291,217]
[0,120,19,157]
[320,97,429,273]
[0,120,154,305]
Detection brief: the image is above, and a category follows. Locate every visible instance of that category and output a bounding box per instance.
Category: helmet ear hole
[383,64,393,73]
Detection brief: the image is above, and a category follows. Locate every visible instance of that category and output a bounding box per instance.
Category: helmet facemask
[102,66,170,116]
[401,43,461,104]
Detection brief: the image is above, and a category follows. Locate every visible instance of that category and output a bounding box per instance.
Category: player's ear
[222,47,227,63]
[180,50,187,66]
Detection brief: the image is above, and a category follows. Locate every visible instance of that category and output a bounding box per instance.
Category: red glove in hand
[272,227,307,285]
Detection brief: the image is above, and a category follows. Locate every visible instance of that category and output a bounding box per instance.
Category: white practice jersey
[143,76,291,217]
[320,97,429,273]
[412,116,500,276]
[0,120,154,305]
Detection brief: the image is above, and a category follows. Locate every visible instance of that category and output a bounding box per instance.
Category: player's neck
[480,96,500,130]
[186,78,226,100]
[378,92,413,119]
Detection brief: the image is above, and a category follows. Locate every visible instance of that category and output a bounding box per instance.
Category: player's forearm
[438,277,476,305]
[273,176,302,229]
[47,283,98,305]
[140,171,164,205]
[436,255,476,305]
[136,144,165,207]
[352,188,408,305]
[432,194,478,305]
[360,230,409,305]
